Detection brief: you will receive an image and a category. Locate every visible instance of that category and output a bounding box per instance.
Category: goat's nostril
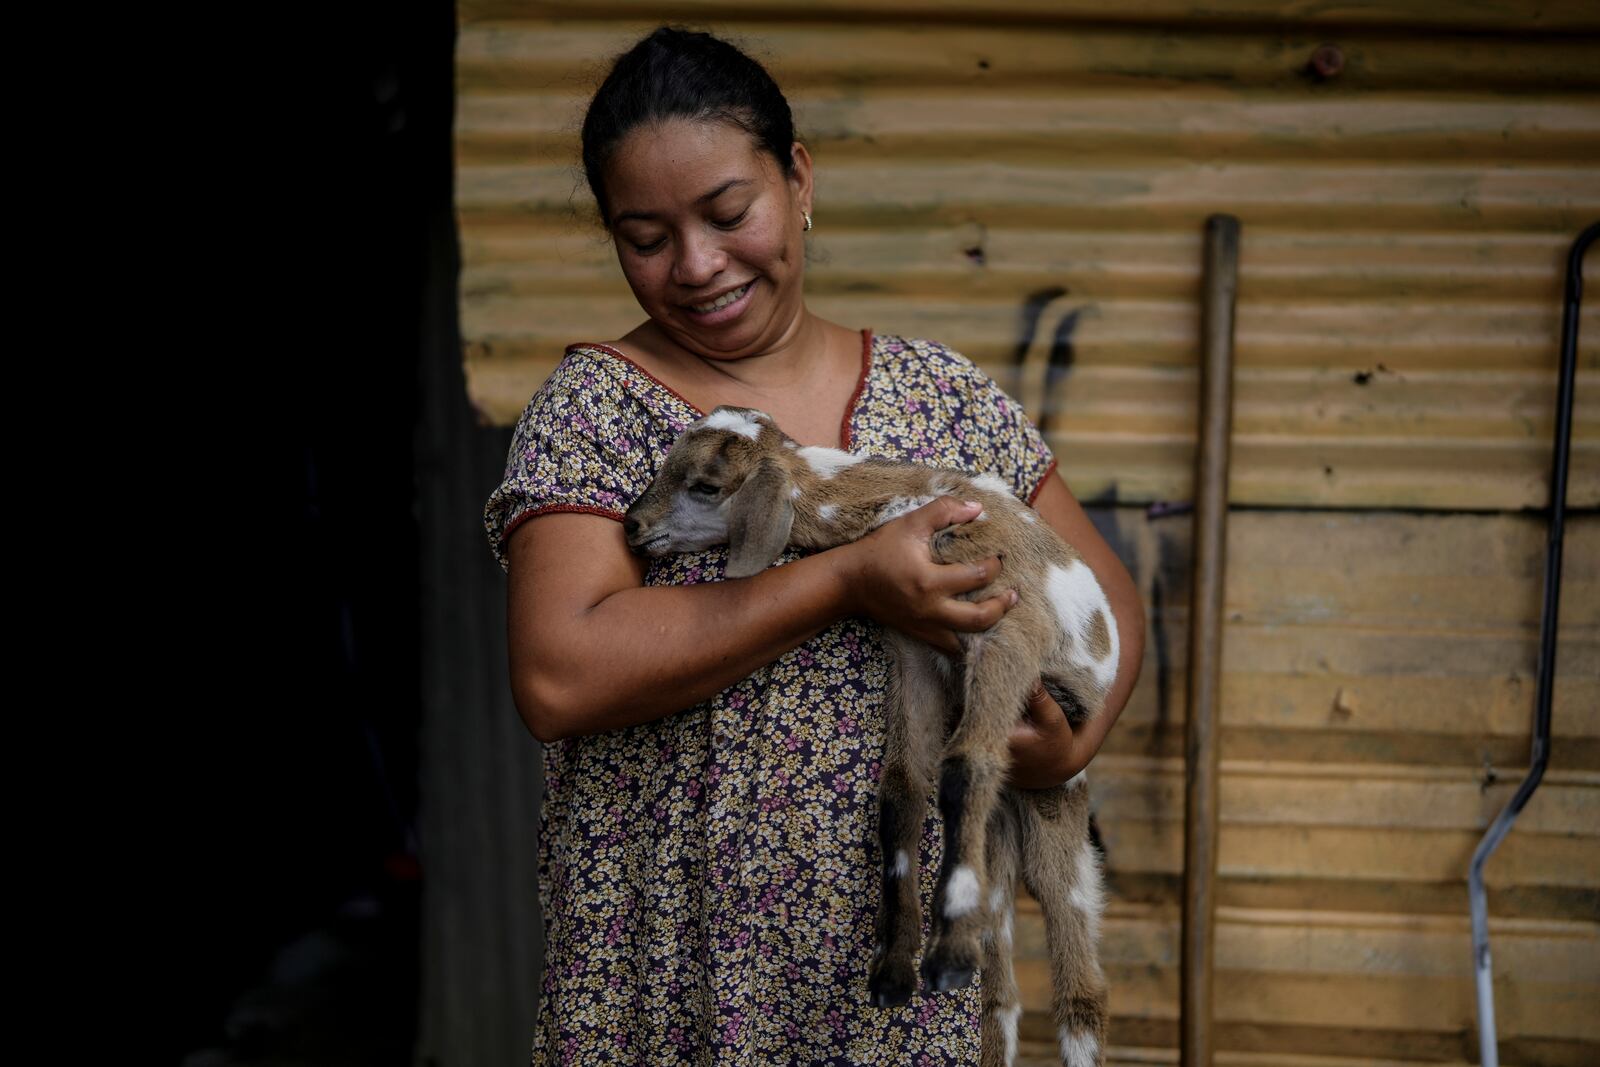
[623,517,641,538]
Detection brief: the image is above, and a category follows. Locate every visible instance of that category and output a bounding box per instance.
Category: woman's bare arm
[1005,471,1147,788]
[505,497,1012,743]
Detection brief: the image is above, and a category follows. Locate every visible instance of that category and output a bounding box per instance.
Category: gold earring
[802,211,813,232]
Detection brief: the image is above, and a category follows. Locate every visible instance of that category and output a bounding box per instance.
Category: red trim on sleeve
[501,502,627,551]
[839,328,874,452]
[568,342,706,418]
[1026,457,1060,506]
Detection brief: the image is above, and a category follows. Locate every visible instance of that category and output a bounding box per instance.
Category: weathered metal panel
[457,6,1600,1065]
[1064,508,1599,1065]
[456,13,1598,509]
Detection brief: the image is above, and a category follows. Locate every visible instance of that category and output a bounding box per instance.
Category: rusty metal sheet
[458,16,1599,507]
[1062,508,1599,1063]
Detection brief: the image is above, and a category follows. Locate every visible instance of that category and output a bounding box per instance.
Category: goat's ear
[724,460,794,579]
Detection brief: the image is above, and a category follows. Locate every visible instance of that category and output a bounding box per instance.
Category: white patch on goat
[993,1005,1022,1067]
[1045,562,1120,692]
[1070,843,1105,942]
[1064,767,1088,789]
[944,865,980,918]
[873,495,937,528]
[998,903,1014,948]
[789,485,802,500]
[783,439,798,450]
[984,889,1015,948]
[696,408,763,440]
[1021,510,1037,523]
[894,850,909,879]
[817,504,838,523]
[1059,1028,1099,1067]
[797,445,863,478]
[972,472,1013,498]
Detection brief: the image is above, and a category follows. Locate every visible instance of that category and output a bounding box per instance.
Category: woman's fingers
[1006,680,1079,789]
[922,586,1011,653]
[911,497,1016,635]
[945,585,1015,632]
[905,496,985,534]
[929,554,1014,636]
[934,554,1002,594]
[846,492,1018,650]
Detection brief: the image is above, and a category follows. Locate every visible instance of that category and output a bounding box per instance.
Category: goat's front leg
[922,636,1037,994]
[868,633,951,1008]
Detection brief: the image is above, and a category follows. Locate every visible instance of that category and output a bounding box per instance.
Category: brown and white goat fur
[623,405,1114,1067]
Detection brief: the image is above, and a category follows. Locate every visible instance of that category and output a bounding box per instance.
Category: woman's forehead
[605,119,778,214]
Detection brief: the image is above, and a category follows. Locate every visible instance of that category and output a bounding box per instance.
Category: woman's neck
[614,312,864,449]
[624,312,857,403]
[660,311,829,392]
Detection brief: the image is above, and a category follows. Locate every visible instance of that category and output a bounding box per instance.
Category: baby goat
[623,405,1115,1067]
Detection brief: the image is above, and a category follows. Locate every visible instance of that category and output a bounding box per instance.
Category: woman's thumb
[912,496,984,532]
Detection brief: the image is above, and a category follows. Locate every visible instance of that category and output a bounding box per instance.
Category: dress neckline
[568,328,876,454]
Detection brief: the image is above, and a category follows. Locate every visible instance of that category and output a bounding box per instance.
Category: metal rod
[1468,219,1597,1067]
[1181,214,1240,1067]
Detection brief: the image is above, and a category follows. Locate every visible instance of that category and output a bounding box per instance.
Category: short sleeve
[481,351,656,572]
[938,344,1058,505]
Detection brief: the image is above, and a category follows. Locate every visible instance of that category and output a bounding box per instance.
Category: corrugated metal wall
[455,4,1599,1064]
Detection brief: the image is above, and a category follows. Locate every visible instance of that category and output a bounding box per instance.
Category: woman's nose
[671,231,727,288]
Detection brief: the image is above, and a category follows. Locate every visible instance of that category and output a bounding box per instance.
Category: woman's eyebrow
[696,178,752,204]
[612,179,754,225]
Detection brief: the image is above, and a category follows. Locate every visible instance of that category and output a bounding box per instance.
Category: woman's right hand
[832,497,1015,655]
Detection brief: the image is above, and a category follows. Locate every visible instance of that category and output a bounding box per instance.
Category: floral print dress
[483,329,1058,1066]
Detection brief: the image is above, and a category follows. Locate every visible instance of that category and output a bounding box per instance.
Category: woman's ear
[724,460,795,579]
[787,140,814,217]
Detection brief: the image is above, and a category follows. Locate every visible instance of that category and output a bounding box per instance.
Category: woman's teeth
[690,283,750,313]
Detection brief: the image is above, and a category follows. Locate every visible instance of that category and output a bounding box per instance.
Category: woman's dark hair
[581,27,798,227]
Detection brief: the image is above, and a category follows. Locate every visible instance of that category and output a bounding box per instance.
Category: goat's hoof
[867,967,917,1008]
[920,954,976,993]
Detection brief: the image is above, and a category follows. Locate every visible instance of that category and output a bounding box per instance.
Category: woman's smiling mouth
[682,280,755,322]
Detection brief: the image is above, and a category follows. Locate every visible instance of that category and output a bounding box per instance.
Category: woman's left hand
[1005,679,1080,790]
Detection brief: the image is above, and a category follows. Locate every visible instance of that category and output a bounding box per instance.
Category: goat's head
[623,406,797,579]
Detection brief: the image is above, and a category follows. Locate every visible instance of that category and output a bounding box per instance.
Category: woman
[483,26,1144,1066]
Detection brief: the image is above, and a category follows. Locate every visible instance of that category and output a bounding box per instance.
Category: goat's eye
[689,482,720,496]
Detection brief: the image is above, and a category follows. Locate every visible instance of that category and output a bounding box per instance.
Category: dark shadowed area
[157,4,458,1063]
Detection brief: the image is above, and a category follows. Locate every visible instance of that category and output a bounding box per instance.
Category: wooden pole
[1181,213,1240,1067]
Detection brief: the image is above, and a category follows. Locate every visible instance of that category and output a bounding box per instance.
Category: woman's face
[602,118,813,361]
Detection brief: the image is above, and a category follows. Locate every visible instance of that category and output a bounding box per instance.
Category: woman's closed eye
[711,208,749,230]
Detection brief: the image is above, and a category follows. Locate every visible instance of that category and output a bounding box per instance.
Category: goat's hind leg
[979,793,1024,1067]
[867,633,950,1007]
[1019,782,1108,1067]
[921,637,1037,993]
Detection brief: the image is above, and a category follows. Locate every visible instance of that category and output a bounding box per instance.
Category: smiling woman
[482,24,1144,1067]
[604,118,814,363]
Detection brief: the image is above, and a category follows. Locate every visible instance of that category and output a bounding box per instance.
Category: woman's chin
[670,323,768,361]
[668,293,809,359]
